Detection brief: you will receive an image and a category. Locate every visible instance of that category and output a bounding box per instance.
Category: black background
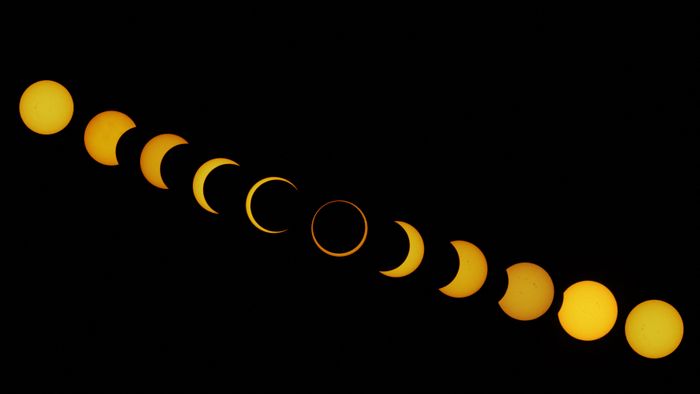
[4,6,697,392]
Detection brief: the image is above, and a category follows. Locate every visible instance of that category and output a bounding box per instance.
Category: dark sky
[4,7,697,392]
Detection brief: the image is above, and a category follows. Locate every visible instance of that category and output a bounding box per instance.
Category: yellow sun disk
[245,177,298,234]
[380,221,424,278]
[140,133,189,189]
[19,80,74,135]
[625,299,684,359]
[439,240,487,298]
[84,110,136,166]
[311,200,368,257]
[192,158,240,214]
[558,280,618,341]
[498,262,554,321]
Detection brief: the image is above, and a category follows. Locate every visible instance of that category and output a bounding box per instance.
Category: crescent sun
[140,133,189,189]
[192,157,240,214]
[438,240,488,298]
[311,200,368,257]
[245,176,298,234]
[380,220,425,278]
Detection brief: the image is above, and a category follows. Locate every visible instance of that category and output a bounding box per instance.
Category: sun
[84,110,136,166]
[498,262,554,321]
[625,299,683,359]
[311,200,368,258]
[140,133,189,189]
[438,240,487,298]
[19,80,74,135]
[558,280,617,341]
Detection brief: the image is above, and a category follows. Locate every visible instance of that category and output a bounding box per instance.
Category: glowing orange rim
[311,199,368,257]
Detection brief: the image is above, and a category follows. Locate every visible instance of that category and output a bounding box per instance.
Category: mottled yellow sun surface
[625,299,683,359]
[19,80,74,135]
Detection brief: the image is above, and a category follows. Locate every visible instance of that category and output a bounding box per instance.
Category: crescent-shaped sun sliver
[245,176,298,234]
[438,240,488,298]
[311,200,368,257]
[140,133,189,189]
[380,221,425,278]
[84,110,136,166]
[192,158,240,214]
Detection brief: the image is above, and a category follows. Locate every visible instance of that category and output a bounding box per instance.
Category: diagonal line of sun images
[18,79,684,360]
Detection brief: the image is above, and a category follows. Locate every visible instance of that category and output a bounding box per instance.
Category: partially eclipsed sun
[498,262,554,321]
[558,280,617,341]
[84,110,136,166]
[438,240,487,297]
[140,133,188,189]
[192,158,240,214]
[245,176,298,234]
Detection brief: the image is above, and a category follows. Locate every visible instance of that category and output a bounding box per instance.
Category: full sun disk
[19,80,74,135]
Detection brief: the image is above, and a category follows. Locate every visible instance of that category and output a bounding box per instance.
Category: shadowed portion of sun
[19,80,74,135]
